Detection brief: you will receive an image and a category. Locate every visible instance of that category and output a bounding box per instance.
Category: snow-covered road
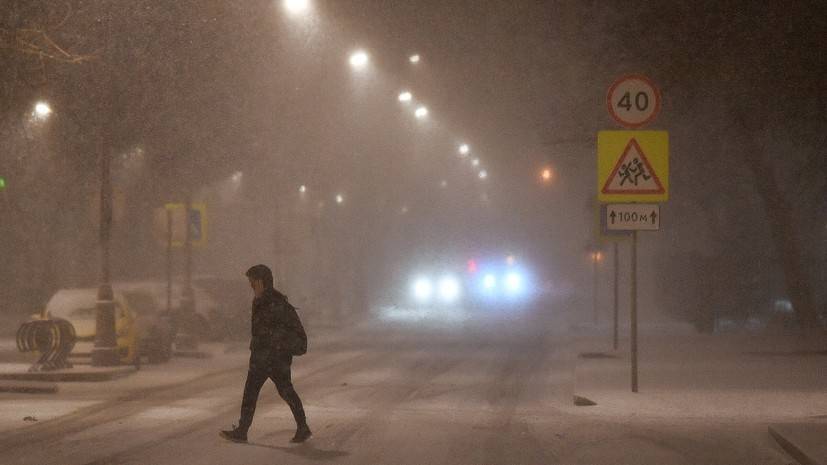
[0,311,801,465]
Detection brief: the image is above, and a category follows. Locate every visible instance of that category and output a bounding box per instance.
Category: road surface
[0,305,794,465]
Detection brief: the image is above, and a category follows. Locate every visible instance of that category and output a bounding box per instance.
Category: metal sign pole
[631,230,639,393]
[166,208,173,315]
[602,75,666,394]
[593,255,599,325]
[613,241,619,351]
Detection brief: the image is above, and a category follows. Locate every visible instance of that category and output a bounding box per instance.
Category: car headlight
[438,275,461,303]
[412,277,433,303]
[482,273,497,290]
[505,272,523,293]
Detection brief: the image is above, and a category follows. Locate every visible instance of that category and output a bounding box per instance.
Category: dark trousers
[238,351,306,432]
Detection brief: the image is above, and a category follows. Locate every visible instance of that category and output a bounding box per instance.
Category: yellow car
[37,288,141,365]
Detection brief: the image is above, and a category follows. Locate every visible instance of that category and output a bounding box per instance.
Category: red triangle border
[601,138,665,195]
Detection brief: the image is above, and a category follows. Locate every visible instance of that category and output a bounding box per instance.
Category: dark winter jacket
[249,288,305,355]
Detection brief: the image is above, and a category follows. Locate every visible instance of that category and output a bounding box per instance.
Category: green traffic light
[0,177,5,190]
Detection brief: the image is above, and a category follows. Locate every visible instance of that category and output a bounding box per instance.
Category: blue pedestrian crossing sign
[160,203,208,247]
[188,208,203,242]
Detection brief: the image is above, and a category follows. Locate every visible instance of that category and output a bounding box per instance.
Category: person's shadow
[247,431,349,461]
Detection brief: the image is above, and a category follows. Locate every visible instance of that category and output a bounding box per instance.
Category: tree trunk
[742,151,819,330]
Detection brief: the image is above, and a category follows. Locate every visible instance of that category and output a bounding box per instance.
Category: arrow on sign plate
[604,203,660,231]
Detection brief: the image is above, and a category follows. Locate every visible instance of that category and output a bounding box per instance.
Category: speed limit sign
[607,75,661,129]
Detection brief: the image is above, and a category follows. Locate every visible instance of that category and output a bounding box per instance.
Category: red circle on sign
[606,74,661,129]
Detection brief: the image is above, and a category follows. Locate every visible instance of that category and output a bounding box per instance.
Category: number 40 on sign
[607,75,661,129]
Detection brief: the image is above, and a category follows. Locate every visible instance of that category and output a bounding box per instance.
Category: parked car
[36,287,173,365]
[36,288,138,365]
[128,280,222,341]
[116,284,175,363]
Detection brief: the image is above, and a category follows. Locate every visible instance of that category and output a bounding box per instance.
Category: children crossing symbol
[601,138,664,195]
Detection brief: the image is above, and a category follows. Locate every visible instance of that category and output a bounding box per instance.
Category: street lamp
[299,184,307,194]
[283,0,310,14]
[398,91,412,103]
[471,158,480,167]
[458,144,470,156]
[415,106,428,119]
[335,193,344,204]
[409,54,420,64]
[33,101,52,121]
[541,167,554,183]
[478,170,488,180]
[349,50,369,69]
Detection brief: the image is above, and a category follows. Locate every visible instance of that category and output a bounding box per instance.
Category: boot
[290,423,312,443]
[219,424,248,443]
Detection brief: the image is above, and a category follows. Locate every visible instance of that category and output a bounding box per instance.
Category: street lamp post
[176,192,198,351]
[91,134,119,366]
[590,250,603,326]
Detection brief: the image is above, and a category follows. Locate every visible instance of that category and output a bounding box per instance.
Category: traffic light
[0,177,6,190]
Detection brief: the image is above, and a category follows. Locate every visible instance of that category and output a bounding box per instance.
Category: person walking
[221,264,311,444]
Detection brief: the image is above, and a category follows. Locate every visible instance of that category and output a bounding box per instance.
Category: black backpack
[284,302,307,356]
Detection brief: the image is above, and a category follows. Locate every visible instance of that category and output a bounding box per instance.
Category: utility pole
[176,193,198,351]
[166,208,173,324]
[92,134,119,366]
[593,254,598,325]
[590,249,603,325]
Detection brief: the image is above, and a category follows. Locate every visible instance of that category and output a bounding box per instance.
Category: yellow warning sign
[598,131,669,202]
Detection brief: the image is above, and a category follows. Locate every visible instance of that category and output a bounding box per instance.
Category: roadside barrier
[16,319,77,372]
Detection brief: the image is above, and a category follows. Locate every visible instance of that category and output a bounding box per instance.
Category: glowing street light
[458,144,470,155]
[398,91,413,103]
[231,171,243,184]
[415,106,428,119]
[33,101,52,120]
[478,170,488,180]
[299,184,307,194]
[471,158,480,167]
[335,193,344,204]
[283,0,310,14]
[349,50,369,69]
[541,167,554,183]
[409,54,421,64]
